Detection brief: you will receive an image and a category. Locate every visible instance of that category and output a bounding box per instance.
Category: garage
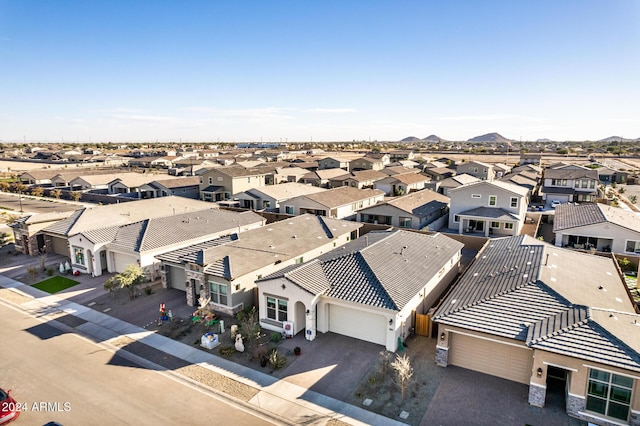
[167,265,186,291]
[111,251,139,273]
[449,332,533,384]
[49,235,69,256]
[328,304,386,346]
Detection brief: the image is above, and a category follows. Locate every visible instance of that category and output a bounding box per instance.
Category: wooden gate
[415,313,430,336]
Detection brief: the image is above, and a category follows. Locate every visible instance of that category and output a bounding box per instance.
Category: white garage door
[168,265,186,291]
[112,252,138,273]
[449,333,533,384]
[328,304,386,346]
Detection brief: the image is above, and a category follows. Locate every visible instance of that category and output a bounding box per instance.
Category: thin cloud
[112,114,182,124]
[308,108,357,113]
[433,114,543,122]
[182,107,295,121]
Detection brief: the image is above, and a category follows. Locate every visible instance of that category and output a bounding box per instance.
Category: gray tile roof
[292,186,384,209]
[553,202,640,233]
[434,234,640,372]
[458,206,520,220]
[544,168,597,180]
[104,210,263,252]
[361,190,449,218]
[42,197,220,237]
[260,230,464,312]
[154,235,235,264]
[158,215,363,280]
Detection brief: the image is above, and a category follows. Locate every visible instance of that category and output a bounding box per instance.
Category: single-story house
[233,182,325,211]
[155,215,363,313]
[432,173,481,196]
[258,229,463,351]
[281,186,385,220]
[374,173,431,196]
[357,190,450,230]
[434,235,640,425]
[553,202,640,254]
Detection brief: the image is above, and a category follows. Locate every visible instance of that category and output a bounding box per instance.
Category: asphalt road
[0,302,275,426]
[0,192,83,215]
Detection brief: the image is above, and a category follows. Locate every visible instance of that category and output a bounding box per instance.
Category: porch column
[484,222,490,237]
[458,218,463,234]
[305,306,317,342]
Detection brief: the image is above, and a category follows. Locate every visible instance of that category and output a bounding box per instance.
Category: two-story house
[328,170,388,189]
[199,165,268,202]
[374,173,431,196]
[349,157,385,171]
[233,182,325,211]
[541,165,598,204]
[456,160,495,181]
[317,155,362,171]
[448,180,529,236]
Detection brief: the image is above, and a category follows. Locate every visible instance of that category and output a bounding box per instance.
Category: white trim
[576,412,628,426]
[542,361,578,372]
[583,364,640,380]
[445,329,533,350]
[567,392,585,399]
[488,194,497,206]
[529,381,546,390]
[436,345,449,351]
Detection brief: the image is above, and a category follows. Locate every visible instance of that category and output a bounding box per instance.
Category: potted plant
[293,346,301,356]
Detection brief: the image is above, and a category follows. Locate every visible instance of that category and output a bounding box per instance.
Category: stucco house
[448,180,529,236]
[434,235,640,425]
[349,157,385,171]
[39,196,221,258]
[199,165,269,202]
[317,155,362,171]
[67,209,264,277]
[281,186,385,220]
[233,182,325,211]
[456,160,495,181]
[541,165,599,204]
[155,215,362,313]
[300,168,349,187]
[138,176,201,199]
[357,190,450,231]
[432,173,481,196]
[374,173,431,196]
[10,211,75,256]
[328,170,388,189]
[257,229,463,351]
[553,202,640,254]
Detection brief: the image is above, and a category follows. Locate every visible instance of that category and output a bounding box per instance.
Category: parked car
[551,200,561,208]
[0,388,20,424]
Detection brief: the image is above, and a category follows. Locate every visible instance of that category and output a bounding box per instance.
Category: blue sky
[1,1,639,143]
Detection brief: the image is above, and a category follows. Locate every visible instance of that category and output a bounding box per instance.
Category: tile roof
[150,176,201,189]
[293,186,384,208]
[449,179,530,196]
[458,206,521,220]
[543,168,598,180]
[434,234,640,371]
[42,197,224,237]
[102,210,263,252]
[158,215,363,280]
[553,202,640,233]
[381,166,419,176]
[362,190,449,217]
[244,182,325,201]
[260,230,464,311]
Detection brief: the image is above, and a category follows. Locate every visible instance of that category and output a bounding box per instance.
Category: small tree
[30,186,44,197]
[27,266,38,283]
[105,263,145,300]
[239,306,261,349]
[630,195,638,205]
[70,191,82,202]
[51,189,62,200]
[0,182,9,192]
[618,257,631,272]
[391,353,414,401]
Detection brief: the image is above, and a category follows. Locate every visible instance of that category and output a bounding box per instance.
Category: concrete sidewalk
[0,274,405,426]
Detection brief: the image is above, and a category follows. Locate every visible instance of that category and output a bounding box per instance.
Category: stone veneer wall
[435,346,448,367]
[630,411,640,426]
[185,269,205,307]
[565,395,640,426]
[527,383,546,407]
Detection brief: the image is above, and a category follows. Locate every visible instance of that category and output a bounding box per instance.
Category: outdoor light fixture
[440,332,445,340]
[306,309,310,314]
[389,319,393,325]
[537,367,543,378]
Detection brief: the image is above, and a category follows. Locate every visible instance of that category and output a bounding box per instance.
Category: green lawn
[33,276,80,294]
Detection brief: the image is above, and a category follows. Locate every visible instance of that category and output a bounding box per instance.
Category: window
[263,200,270,209]
[625,240,640,253]
[453,215,460,223]
[472,194,481,199]
[284,205,294,215]
[399,217,412,228]
[510,197,518,208]
[266,296,288,322]
[295,256,304,264]
[208,177,213,184]
[217,176,223,181]
[490,221,500,229]
[247,177,251,183]
[209,281,228,305]
[504,223,514,230]
[586,369,633,421]
[488,195,497,206]
[73,247,84,265]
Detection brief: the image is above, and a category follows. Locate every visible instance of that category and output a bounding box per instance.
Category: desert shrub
[270,331,282,343]
[218,345,236,358]
[269,349,287,369]
[251,345,269,364]
[144,286,153,295]
[46,268,54,276]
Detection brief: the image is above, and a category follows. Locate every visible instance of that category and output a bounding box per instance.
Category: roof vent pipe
[545,253,549,266]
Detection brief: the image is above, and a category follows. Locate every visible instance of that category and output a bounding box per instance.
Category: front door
[545,366,568,409]
[100,251,108,272]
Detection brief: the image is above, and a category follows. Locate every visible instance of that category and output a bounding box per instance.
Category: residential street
[0,301,276,426]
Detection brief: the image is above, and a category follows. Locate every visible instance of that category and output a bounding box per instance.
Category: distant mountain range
[598,136,640,143]
[466,132,511,143]
[399,134,448,143]
[399,133,640,143]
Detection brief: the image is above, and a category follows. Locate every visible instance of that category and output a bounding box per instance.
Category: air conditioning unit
[283,321,294,338]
